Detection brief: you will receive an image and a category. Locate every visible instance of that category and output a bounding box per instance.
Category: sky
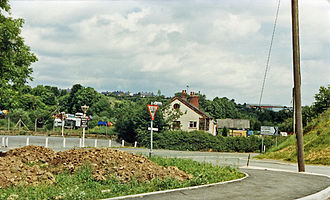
[9,0,330,106]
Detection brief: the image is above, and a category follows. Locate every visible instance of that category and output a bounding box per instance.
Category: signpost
[81,105,89,147]
[81,117,88,128]
[260,126,278,153]
[147,104,159,157]
[261,126,278,135]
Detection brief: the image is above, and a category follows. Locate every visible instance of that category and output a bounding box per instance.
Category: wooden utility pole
[291,0,305,172]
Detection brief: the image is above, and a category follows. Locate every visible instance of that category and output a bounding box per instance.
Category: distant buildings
[102,90,155,97]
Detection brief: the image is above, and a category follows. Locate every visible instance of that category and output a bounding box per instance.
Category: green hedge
[139,130,274,152]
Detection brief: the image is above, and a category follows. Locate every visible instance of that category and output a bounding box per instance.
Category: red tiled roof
[170,96,212,119]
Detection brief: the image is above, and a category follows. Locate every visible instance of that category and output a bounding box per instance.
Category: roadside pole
[147,104,159,157]
[275,132,278,147]
[8,116,10,131]
[81,105,89,148]
[150,119,153,157]
[261,135,264,153]
[61,112,65,137]
[261,126,278,153]
[291,0,305,172]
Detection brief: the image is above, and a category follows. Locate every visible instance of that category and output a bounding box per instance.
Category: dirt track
[0,145,191,188]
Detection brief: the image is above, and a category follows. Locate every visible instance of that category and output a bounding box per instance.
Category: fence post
[5,137,8,147]
[121,140,124,147]
[45,137,48,148]
[134,141,137,148]
[2,137,4,147]
[79,138,82,148]
[63,138,66,148]
[26,137,29,146]
[109,140,112,147]
[94,139,97,148]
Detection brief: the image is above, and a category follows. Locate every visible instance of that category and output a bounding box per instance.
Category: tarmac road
[121,148,330,176]
[111,168,329,200]
[114,148,330,200]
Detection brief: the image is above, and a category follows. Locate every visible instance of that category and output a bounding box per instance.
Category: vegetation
[143,130,274,152]
[0,157,244,200]
[0,0,37,110]
[1,84,328,154]
[255,108,330,165]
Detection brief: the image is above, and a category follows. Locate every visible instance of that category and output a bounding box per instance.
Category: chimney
[190,92,199,108]
[181,90,188,101]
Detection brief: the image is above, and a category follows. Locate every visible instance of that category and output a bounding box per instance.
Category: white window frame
[189,121,197,128]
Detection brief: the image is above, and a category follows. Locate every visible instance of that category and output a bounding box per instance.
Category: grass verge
[255,109,330,165]
[0,156,244,200]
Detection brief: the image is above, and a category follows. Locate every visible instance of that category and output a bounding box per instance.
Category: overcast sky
[9,0,330,106]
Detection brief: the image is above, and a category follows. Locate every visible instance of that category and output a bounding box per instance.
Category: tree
[222,127,228,136]
[68,84,83,113]
[71,87,100,114]
[0,1,38,109]
[312,85,330,115]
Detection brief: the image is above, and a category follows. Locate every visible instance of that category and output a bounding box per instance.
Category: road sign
[261,126,278,135]
[147,105,159,121]
[81,117,88,128]
[148,127,159,131]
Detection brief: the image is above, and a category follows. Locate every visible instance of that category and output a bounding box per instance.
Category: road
[1,136,329,199]
[120,148,330,176]
[109,169,329,200]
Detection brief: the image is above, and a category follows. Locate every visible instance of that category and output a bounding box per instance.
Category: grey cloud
[13,0,330,106]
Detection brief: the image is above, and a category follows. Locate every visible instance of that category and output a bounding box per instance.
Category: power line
[258,0,281,107]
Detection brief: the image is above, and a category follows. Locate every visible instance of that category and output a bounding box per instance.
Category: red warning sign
[147,105,159,121]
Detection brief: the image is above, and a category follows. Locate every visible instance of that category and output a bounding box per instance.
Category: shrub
[139,130,274,152]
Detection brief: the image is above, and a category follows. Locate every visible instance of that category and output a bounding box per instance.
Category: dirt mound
[0,146,192,188]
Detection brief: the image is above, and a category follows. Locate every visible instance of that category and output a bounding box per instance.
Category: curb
[241,166,330,200]
[101,172,249,200]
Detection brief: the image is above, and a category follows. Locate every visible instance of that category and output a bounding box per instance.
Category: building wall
[169,99,216,135]
[217,119,250,129]
[170,99,201,132]
[229,130,247,137]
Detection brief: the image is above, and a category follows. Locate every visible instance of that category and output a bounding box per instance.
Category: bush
[139,130,274,152]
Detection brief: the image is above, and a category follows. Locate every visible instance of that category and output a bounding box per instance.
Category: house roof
[170,96,213,119]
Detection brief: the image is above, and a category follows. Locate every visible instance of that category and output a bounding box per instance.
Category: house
[168,90,217,136]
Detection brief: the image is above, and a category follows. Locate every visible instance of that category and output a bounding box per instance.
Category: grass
[255,108,330,165]
[0,156,244,200]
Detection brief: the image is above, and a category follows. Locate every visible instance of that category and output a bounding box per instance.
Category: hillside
[255,108,330,165]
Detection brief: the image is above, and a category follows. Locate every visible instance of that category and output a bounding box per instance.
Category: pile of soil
[0,145,192,189]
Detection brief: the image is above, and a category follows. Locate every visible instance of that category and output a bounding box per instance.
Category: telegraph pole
[291,0,305,172]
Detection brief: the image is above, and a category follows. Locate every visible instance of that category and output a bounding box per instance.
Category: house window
[173,103,180,109]
[189,121,197,128]
[173,121,180,129]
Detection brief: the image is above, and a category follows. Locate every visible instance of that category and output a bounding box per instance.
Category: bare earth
[0,145,192,188]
